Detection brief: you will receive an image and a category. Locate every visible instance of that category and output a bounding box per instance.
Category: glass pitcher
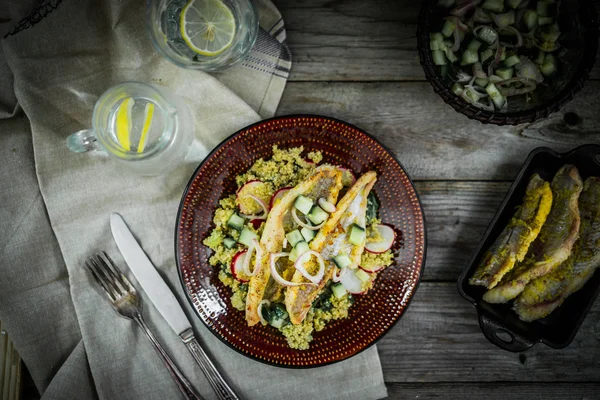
[67,82,201,176]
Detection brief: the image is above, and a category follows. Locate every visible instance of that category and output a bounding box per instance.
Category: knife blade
[110,213,191,335]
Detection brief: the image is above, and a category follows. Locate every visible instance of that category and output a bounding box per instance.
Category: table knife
[110,213,238,400]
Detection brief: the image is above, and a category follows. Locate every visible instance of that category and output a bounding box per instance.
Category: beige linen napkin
[0,0,388,399]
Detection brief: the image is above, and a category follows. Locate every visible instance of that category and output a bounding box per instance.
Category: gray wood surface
[274,0,600,398]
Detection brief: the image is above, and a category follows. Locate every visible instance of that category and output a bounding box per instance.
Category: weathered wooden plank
[378,282,600,383]
[385,382,600,399]
[276,0,600,82]
[277,81,600,180]
[414,181,510,282]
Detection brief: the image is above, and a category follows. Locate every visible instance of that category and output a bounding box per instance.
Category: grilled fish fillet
[514,177,600,321]
[483,165,583,304]
[245,166,343,326]
[470,174,552,288]
[285,171,377,325]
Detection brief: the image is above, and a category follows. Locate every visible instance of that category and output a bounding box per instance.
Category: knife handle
[180,329,239,400]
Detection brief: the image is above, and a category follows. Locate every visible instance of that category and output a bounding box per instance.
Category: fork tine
[101,252,135,293]
[85,259,117,302]
[94,253,128,296]
[89,256,124,299]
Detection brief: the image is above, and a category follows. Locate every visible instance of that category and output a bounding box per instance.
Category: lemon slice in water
[180,0,236,57]
[115,97,134,151]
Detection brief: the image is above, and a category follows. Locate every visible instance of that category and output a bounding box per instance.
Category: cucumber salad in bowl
[203,146,397,350]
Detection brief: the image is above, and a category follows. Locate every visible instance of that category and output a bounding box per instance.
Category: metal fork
[85,252,203,400]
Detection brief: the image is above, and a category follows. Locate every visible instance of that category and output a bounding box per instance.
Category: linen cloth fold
[0,0,388,399]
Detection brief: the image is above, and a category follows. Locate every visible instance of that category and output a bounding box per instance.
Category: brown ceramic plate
[176,115,426,367]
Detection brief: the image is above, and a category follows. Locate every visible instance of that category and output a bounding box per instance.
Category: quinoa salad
[203,146,396,350]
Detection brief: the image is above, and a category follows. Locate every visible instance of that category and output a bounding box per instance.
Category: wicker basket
[417,0,599,125]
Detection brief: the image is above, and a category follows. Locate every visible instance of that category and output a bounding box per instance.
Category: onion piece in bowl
[270,253,313,287]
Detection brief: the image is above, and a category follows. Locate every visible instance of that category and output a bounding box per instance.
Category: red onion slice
[292,208,324,230]
[239,195,268,220]
[242,238,260,276]
[270,253,312,287]
[294,250,325,284]
[499,26,523,48]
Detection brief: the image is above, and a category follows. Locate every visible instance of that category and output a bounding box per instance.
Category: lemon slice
[180,0,236,57]
[115,97,134,151]
[137,103,155,153]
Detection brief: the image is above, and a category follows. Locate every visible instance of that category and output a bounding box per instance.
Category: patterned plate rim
[175,114,428,368]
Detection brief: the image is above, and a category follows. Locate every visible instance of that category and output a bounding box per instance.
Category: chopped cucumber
[460,49,479,66]
[534,50,546,65]
[294,195,314,215]
[480,48,495,62]
[441,20,456,38]
[333,254,353,269]
[481,0,504,13]
[523,10,538,30]
[307,205,328,225]
[495,10,515,28]
[476,26,498,45]
[474,77,489,87]
[430,40,441,51]
[430,32,444,43]
[537,1,557,17]
[356,269,371,283]
[262,303,289,329]
[488,74,503,83]
[451,82,464,96]
[467,39,483,51]
[286,229,304,247]
[238,227,258,247]
[506,0,521,9]
[538,16,553,26]
[463,87,482,103]
[349,224,366,246]
[432,50,446,66]
[503,54,521,68]
[300,227,316,242]
[485,82,506,109]
[445,48,458,63]
[289,240,310,262]
[223,238,237,249]
[227,213,245,231]
[540,53,557,76]
[331,283,347,299]
[496,67,514,80]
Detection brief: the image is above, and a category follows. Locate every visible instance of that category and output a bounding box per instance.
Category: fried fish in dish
[470,174,552,289]
[514,177,600,321]
[285,171,377,325]
[483,165,583,304]
[245,166,343,326]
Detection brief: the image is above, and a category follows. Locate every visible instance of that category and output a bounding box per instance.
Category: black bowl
[417,0,599,125]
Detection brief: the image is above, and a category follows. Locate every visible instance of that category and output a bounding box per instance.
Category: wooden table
[273,1,600,398]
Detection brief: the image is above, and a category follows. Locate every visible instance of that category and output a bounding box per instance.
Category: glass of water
[146,0,259,71]
[66,82,196,176]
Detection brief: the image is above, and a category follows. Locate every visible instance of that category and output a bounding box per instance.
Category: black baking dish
[458,144,600,352]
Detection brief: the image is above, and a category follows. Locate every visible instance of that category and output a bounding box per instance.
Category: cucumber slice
[300,227,316,242]
[349,224,366,246]
[480,48,494,63]
[523,10,538,30]
[238,227,258,247]
[481,0,504,13]
[451,82,464,96]
[223,238,237,249]
[488,74,503,83]
[286,230,304,247]
[467,39,482,51]
[460,49,479,66]
[294,195,314,215]
[445,48,458,63]
[503,54,521,68]
[463,87,482,103]
[474,77,489,87]
[430,40,441,51]
[441,20,455,38]
[355,269,371,282]
[430,32,444,42]
[290,241,310,262]
[432,50,446,66]
[506,0,521,9]
[495,67,514,80]
[476,27,498,45]
[307,205,328,225]
[485,82,506,109]
[227,213,245,231]
[495,10,515,28]
[538,16,553,26]
[333,254,352,269]
[534,50,546,65]
[331,283,347,299]
[540,53,557,76]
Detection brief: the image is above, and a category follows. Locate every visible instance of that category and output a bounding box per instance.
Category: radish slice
[240,194,268,220]
[258,300,271,325]
[292,208,324,230]
[231,250,250,282]
[270,253,313,287]
[339,167,356,187]
[318,198,336,213]
[269,187,292,209]
[294,250,325,284]
[359,264,384,273]
[332,266,348,283]
[365,224,396,254]
[339,269,364,294]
